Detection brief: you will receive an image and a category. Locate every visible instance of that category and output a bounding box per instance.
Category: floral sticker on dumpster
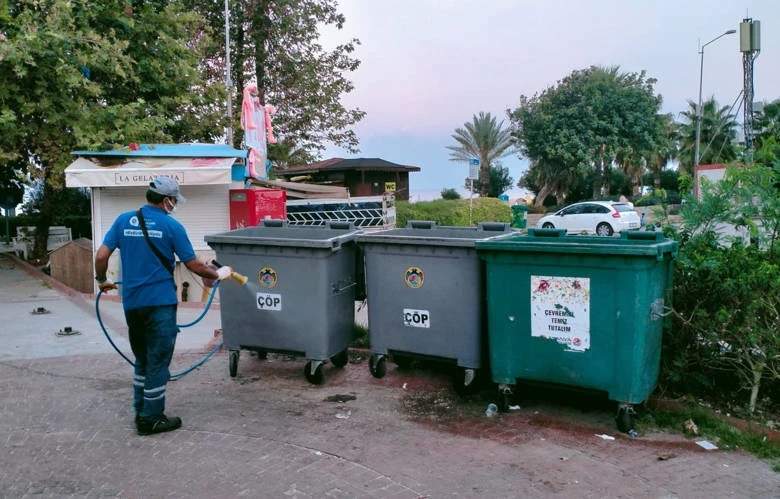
[530,276,590,352]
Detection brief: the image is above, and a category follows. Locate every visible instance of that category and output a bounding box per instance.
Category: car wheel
[596,222,614,236]
[542,222,555,229]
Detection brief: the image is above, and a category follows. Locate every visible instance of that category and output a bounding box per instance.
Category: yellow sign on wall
[384,182,397,192]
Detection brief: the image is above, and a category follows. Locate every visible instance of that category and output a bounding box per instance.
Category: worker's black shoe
[136,414,182,436]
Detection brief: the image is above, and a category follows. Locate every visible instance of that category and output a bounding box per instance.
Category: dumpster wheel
[616,403,637,434]
[229,350,240,378]
[331,349,349,368]
[304,360,325,385]
[368,354,386,378]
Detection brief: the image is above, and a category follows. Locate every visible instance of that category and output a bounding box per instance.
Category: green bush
[396,198,511,227]
[633,190,682,207]
[659,161,780,415]
[7,214,91,240]
[440,188,461,200]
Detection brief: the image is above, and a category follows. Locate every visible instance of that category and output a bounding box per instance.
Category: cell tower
[740,18,760,160]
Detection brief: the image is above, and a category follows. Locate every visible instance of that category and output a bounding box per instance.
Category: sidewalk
[0,252,777,498]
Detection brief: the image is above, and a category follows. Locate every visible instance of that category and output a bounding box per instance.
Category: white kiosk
[64,144,247,299]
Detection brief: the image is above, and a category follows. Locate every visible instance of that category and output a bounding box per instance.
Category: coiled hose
[95,281,223,380]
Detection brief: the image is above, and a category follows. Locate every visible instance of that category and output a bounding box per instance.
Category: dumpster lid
[205,221,361,251]
[475,230,678,260]
[357,221,515,248]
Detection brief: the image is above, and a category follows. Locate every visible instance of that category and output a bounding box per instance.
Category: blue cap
[148,177,186,203]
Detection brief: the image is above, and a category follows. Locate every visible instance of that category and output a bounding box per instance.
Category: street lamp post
[695,29,736,167]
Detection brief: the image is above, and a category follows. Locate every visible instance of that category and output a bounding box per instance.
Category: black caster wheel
[229,350,239,378]
[616,405,636,434]
[304,361,325,385]
[331,349,349,368]
[368,354,386,378]
[252,348,268,360]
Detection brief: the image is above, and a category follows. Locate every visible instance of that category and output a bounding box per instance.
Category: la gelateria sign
[530,275,590,352]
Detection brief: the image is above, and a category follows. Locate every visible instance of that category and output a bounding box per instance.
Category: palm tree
[753,99,780,150]
[648,113,679,190]
[615,145,647,196]
[522,159,582,207]
[447,112,515,197]
[678,98,739,175]
[269,139,313,170]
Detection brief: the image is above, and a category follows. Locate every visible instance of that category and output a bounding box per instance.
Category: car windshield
[612,203,635,213]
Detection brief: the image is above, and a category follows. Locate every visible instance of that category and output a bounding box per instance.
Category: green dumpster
[476,229,677,432]
[511,203,528,229]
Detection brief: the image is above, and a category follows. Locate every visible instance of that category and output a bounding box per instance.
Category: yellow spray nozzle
[212,259,249,287]
[231,272,249,287]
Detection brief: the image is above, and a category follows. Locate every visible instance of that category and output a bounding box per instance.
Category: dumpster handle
[528,228,567,237]
[650,299,673,320]
[477,222,511,232]
[406,220,437,229]
[328,221,354,230]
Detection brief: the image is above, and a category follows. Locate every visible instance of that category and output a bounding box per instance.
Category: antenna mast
[740,18,760,160]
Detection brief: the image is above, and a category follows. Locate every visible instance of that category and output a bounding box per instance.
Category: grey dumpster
[205,220,362,384]
[357,221,513,391]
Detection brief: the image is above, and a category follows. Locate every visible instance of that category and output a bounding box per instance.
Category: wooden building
[49,238,94,293]
[274,158,421,201]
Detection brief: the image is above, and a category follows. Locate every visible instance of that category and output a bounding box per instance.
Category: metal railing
[286,195,395,229]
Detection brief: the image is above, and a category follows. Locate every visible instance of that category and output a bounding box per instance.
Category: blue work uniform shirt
[102,205,196,311]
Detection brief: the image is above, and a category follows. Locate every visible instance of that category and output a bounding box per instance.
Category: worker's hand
[202,263,218,288]
[98,279,118,293]
[216,266,233,281]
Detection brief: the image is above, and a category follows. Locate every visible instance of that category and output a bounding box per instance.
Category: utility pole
[225,0,233,147]
[695,29,736,166]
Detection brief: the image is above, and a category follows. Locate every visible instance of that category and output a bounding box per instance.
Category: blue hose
[95,281,223,380]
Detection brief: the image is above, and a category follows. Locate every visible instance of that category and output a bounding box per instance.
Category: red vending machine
[229,188,287,229]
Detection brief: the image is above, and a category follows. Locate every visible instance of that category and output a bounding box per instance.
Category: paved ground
[0,251,778,498]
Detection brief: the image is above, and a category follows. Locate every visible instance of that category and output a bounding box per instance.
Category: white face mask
[164,198,177,215]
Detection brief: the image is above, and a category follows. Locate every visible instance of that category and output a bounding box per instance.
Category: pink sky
[321,0,779,199]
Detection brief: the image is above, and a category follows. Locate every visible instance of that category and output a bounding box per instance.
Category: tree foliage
[440,188,461,200]
[465,164,514,198]
[753,99,780,152]
[0,0,219,257]
[508,66,662,206]
[447,112,515,197]
[647,113,679,190]
[664,147,780,413]
[186,0,365,165]
[677,97,739,175]
[0,158,25,208]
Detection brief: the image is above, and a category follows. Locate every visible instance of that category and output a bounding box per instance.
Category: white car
[536,201,641,236]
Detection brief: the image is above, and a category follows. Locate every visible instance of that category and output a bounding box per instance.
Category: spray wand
[212,259,249,286]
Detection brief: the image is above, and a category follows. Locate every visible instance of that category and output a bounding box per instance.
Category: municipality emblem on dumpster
[404,266,424,289]
[258,267,278,288]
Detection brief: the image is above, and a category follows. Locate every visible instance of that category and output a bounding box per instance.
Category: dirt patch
[399,388,473,424]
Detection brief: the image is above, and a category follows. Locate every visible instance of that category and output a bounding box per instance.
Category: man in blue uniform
[94,177,232,435]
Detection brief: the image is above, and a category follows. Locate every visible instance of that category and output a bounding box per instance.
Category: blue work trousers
[125,305,179,419]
